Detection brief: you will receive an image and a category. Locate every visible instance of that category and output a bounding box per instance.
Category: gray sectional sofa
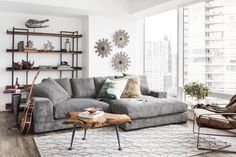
[32,76,188,133]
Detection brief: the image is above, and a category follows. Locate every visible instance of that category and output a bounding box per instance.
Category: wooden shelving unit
[7,27,83,88]
[7,30,82,38]
[6,49,82,54]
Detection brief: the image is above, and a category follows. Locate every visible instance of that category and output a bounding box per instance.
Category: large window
[144,10,178,97]
[144,0,236,102]
[184,0,236,95]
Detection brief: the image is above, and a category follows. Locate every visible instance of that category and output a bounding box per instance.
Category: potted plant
[184,81,209,108]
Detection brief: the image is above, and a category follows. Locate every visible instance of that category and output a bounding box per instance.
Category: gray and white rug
[34,125,229,157]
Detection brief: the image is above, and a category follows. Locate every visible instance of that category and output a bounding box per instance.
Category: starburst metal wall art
[112,52,131,72]
[113,30,129,48]
[94,38,112,58]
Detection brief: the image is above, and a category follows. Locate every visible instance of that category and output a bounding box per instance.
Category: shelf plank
[7,30,82,38]
[6,66,82,71]
[6,49,82,54]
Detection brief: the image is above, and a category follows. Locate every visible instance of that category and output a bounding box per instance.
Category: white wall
[0,12,144,111]
[87,15,144,77]
[0,12,84,111]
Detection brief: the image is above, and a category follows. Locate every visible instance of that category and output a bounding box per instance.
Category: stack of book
[57,65,73,70]
[79,110,104,118]
[3,88,21,93]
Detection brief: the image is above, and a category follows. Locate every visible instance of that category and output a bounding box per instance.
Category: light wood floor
[1,112,236,157]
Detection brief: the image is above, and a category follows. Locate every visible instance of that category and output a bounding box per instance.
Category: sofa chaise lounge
[32,76,188,133]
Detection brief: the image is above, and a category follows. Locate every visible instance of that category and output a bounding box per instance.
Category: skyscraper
[184,0,236,94]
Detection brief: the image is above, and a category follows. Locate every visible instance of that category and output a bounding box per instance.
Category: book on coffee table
[79,111,104,119]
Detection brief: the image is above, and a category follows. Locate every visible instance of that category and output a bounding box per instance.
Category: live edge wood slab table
[63,112,132,150]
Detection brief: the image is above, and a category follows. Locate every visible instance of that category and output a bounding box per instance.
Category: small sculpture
[25,19,49,28]
[113,30,130,48]
[26,40,34,48]
[112,52,131,72]
[22,60,34,69]
[43,40,54,51]
[94,38,112,58]
[13,61,22,69]
[65,39,71,52]
[18,41,24,52]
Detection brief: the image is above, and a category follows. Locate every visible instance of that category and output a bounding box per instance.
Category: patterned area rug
[34,125,229,157]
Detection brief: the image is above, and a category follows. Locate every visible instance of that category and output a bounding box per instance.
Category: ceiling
[0,0,199,18]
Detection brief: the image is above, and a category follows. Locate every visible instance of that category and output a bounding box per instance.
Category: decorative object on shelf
[184,81,209,108]
[65,39,71,52]
[58,61,72,70]
[25,40,37,53]
[22,60,34,69]
[15,77,20,89]
[25,19,49,28]
[84,107,101,114]
[112,52,131,72]
[17,41,24,52]
[94,38,112,58]
[26,40,33,48]
[43,40,54,51]
[13,61,22,69]
[39,65,53,70]
[113,29,129,48]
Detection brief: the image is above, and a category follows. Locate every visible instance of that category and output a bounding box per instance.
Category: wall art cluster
[94,29,131,72]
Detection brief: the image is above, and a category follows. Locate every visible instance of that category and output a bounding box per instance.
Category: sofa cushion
[123,74,150,95]
[121,76,141,98]
[55,78,73,97]
[71,78,96,98]
[97,78,128,99]
[53,98,110,119]
[103,95,187,119]
[139,75,150,95]
[33,78,70,105]
[93,76,115,94]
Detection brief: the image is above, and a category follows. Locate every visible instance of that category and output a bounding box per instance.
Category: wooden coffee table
[63,112,132,150]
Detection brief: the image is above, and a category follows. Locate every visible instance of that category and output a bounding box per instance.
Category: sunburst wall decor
[113,30,129,48]
[94,38,112,58]
[112,52,131,72]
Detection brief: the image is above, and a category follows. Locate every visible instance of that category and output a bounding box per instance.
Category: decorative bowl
[84,107,100,114]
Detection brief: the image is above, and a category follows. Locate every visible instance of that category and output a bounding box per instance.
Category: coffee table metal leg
[82,128,87,140]
[68,124,76,150]
[115,124,122,150]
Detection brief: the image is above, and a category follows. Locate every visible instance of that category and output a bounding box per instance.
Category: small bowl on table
[84,107,100,114]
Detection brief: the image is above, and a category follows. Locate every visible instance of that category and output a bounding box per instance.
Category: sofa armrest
[148,90,167,98]
[33,97,54,123]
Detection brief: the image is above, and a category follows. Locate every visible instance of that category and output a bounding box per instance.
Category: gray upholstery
[120,112,188,131]
[53,98,110,119]
[33,78,70,105]
[55,78,73,97]
[139,75,150,95]
[148,90,167,98]
[33,97,54,123]
[33,119,73,133]
[105,95,187,119]
[71,78,96,98]
[32,76,188,133]
[93,76,115,94]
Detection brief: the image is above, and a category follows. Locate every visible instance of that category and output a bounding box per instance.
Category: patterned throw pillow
[97,78,127,99]
[121,76,141,98]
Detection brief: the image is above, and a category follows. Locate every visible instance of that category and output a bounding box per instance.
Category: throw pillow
[121,76,141,98]
[123,73,150,95]
[97,78,127,99]
[33,77,70,105]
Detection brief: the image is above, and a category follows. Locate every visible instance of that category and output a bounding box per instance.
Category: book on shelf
[3,88,21,94]
[57,65,73,70]
[79,111,104,119]
[24,47,38,53]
